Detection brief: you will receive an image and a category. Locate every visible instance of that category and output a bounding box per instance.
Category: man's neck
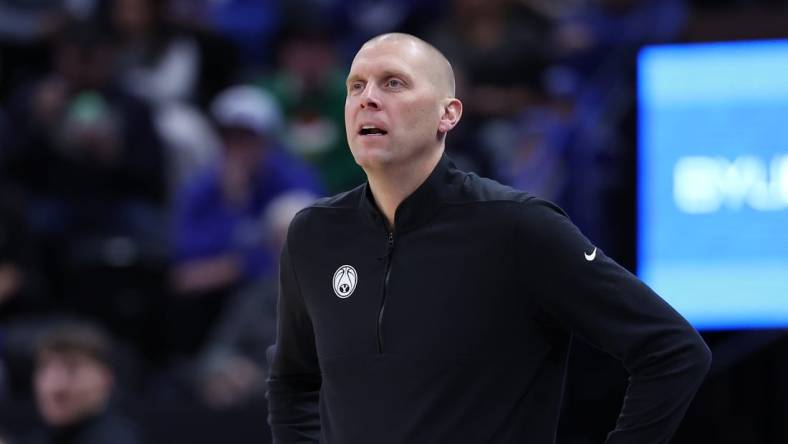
[366,148,443,229]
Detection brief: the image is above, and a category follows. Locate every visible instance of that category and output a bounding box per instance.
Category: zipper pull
[386,231,395,256]
[377,232,395,261]
[378,231,395,261]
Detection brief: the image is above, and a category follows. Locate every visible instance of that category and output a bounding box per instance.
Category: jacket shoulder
[286,184,364,243]
[309,183,365,209]
[453,171,534,205]
[292,183,363,223]
[450,170,572,224]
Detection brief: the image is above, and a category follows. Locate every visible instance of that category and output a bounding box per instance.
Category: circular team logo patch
[333,265,358,298]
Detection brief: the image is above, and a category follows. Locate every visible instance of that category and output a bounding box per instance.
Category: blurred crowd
[0,0,701,442]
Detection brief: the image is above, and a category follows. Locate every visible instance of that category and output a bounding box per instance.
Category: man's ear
[438,98,463,134]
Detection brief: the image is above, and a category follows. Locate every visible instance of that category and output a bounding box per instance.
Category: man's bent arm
[267,239,321,443]
[518,199,711,444]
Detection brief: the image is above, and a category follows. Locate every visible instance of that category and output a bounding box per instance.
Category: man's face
[34,350,112,427]
[344,40,445,171]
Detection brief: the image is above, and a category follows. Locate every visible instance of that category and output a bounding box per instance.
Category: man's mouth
[359,125,388,136]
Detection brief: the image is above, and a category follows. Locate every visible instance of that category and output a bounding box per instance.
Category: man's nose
[360,84,381,110]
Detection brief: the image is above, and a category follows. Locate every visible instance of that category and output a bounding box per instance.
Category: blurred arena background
[1,0,787,443]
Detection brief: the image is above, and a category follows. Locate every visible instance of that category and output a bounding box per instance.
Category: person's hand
[0,263,21,305]
[200,355,265,408]
[170,254,243,295]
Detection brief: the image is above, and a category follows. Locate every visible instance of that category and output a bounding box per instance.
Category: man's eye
[386,79,403,88]
[350,82,364,92]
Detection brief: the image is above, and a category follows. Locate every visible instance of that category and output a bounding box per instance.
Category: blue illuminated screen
[637,40,788,330]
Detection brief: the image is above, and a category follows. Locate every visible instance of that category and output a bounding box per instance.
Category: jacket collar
[359,153,458,233]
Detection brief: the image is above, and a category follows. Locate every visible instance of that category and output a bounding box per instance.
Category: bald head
[357,33,456,98]
[344,31,463,174]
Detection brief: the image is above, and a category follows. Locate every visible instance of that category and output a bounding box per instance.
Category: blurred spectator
[168,85,321,355]
[0,0,110,101]
[493,107,570,202]
[113,0,199,104]
[2,22,167,238]
[169,0,281,69]
[111,0,239,107]
[0,1,63,101]
[26,321,141,444]
[280,0,443,61]
[257,26,364,194]
[427,0,554,177]
[261,191,317,256]
[549,0,688,93]
[0,188,52,403]
[430,0,552,115]
[0,189,48,324]
[1,22,169,359]
[193,191,315,409]
[110,0,240,197]
[154,102,222,196]
[0,1,65,43]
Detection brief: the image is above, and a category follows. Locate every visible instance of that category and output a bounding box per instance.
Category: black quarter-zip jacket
[268,155,711,444]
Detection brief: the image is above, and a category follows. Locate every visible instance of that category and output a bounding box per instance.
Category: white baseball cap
[210,85,283,136]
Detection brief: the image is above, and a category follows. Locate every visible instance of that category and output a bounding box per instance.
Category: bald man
[343,33,461,227]
[267,33,710,444]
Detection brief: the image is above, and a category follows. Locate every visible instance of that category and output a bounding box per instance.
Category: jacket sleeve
[518,199,711,444]
[267,236,321,443]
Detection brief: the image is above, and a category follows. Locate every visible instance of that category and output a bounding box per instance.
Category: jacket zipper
[377,230,394,353]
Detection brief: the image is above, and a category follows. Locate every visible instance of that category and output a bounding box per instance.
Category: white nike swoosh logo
[584,248,597,261]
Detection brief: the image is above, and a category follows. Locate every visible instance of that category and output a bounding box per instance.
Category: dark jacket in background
[26,411,140,444]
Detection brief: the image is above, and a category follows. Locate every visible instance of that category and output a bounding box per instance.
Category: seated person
[27,320,140,444]
[168,85,321,355]
[171,85,322,296]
